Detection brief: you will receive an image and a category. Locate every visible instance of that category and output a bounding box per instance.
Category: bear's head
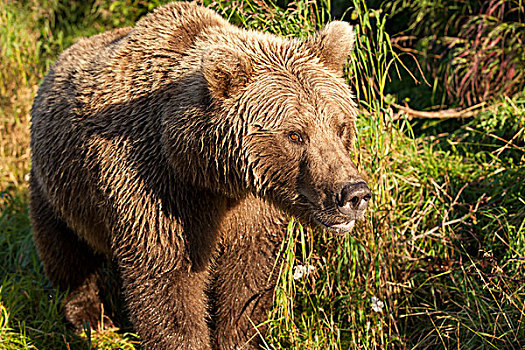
[165,21,370,233]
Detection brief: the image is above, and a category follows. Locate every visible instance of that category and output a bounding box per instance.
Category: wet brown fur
[30,2,365,349]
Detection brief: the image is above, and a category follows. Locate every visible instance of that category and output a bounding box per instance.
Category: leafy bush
[388,0,525,107]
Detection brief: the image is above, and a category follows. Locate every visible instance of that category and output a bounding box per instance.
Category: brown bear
[30,2,371,349]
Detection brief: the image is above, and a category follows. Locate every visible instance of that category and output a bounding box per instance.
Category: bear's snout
[335,181,371,217]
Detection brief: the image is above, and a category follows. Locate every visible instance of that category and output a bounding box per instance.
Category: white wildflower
[370,296,384,313]
[293,264,316,280]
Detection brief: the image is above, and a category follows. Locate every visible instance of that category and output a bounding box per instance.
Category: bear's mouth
[313,215,356,233]
[297,194,363,233]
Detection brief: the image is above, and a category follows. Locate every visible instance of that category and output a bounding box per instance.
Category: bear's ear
[202,46,252,101]
[307,21,355,75]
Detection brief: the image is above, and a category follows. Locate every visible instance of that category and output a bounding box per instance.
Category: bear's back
[32,2,230,120]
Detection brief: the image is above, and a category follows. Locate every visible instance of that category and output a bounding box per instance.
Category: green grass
[0,193,137,350]
[1,0,524,349]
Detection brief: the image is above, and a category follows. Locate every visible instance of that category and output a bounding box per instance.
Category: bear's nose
[336,182,372,216]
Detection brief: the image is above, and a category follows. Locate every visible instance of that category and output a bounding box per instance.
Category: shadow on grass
[0,186,138,350]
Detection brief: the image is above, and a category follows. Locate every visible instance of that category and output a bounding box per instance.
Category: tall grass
[0,0,523,349]
[202,0,328,36]
[386,0,525,107]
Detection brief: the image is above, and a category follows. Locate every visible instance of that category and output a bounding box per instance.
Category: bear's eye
[288,131,304,144]
[338,124,347,138]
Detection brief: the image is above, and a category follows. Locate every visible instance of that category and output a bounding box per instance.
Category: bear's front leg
[210,196,287,349]
[119,260,211,349]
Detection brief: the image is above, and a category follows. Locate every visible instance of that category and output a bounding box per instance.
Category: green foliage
[346,0,397,105]
[0,191,138,350]
[202,0,329,36]
[387,0,525,107]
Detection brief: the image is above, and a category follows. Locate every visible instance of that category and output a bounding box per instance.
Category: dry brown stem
[391,102,487,120]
